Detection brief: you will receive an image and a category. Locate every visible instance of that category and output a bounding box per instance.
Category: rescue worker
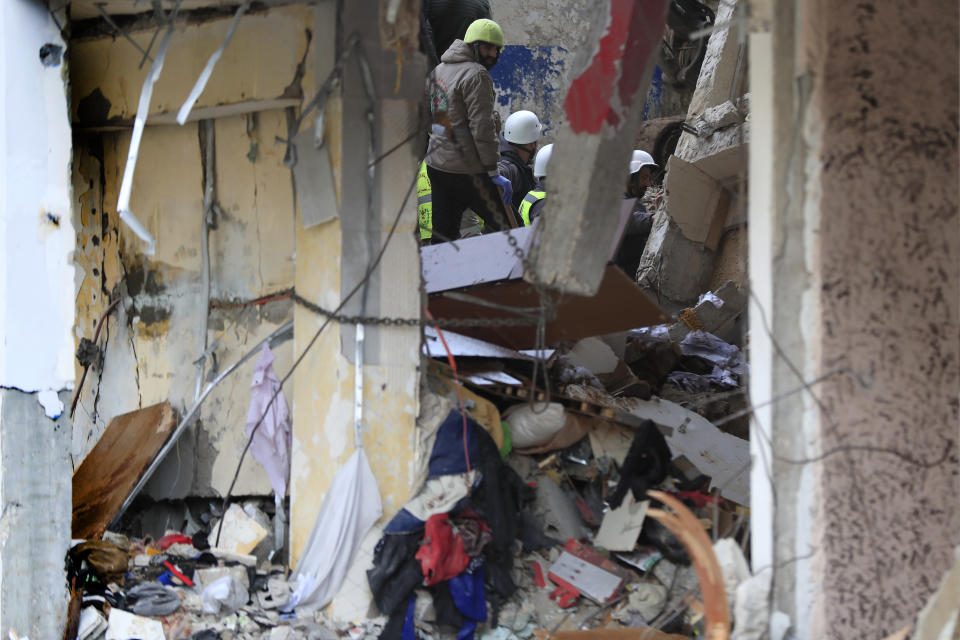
[419,0,492,69]
[417,160,432,243]
[615,150,660,279]
[425,18,515,243]
[517,143,551,225]
[498,110,542,211]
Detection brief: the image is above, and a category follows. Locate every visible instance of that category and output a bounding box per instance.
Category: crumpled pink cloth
[246,344,291,498]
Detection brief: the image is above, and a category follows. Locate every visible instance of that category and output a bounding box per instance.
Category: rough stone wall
[806,1,960,637]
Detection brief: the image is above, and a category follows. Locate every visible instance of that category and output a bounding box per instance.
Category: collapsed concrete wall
[70,6,318,499]
[637,0,748,310]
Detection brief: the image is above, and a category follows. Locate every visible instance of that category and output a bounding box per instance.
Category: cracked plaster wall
[71,7,317,498]
[751,0,959,637]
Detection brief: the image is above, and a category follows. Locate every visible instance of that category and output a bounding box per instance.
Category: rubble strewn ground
[68,283,752,640]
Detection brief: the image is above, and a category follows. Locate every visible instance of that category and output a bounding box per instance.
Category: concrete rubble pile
[64,278,755,640]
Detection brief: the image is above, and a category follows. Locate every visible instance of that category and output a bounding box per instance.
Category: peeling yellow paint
[290,209,418,565]
[70,6,316,124]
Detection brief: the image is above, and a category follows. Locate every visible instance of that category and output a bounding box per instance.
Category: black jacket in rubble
[497,135,538,212]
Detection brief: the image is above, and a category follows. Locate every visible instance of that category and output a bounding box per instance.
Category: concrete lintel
[529,0,669,296]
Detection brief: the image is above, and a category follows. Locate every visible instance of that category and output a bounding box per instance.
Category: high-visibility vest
[417,160,432,240]
[517,189,545,226]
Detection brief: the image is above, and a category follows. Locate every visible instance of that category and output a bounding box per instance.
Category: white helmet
[533,143,553,179]
[629,149,658,174]
[504,110,542,145]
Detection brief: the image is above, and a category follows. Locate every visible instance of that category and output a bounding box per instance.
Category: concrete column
[0,390,72,637]
[529,0,668,295]
[750,0,959,637]
[290,0,422,622]
[0,1,74,636]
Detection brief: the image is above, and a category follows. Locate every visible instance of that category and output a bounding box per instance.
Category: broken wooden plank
[428,266,669,351]
[72,402,177,539]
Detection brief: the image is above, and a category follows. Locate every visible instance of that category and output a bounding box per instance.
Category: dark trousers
[426,166,510,243]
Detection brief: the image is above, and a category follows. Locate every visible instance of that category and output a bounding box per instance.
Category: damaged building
[0,0,956,639]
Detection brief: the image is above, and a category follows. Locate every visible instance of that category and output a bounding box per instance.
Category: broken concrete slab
[636,209,716,307]
[527,0,669,296]
[211,503,268,556]
[616,582,668,624]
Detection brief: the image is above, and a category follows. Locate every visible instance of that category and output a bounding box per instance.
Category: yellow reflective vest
[417,161,432,240]
[517,189,545,226]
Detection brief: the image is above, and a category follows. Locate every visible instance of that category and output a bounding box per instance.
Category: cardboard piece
[428,267,670,350]
[72,402,177,539]
[594,499,649,552]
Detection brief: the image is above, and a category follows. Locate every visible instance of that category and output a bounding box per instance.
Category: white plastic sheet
[284,448,382,611]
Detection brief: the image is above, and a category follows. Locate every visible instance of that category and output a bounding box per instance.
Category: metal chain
[291,291,540,327]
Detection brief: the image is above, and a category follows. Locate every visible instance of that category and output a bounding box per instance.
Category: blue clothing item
[490,174,513,207]
[384,509,426,535]
[449,567,487,640]
[428,410,480,477]
[402,593,417,640]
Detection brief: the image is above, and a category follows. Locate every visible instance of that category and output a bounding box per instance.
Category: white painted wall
[0,0,75,415]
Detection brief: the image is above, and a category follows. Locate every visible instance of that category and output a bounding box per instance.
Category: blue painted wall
[489,44,667,137]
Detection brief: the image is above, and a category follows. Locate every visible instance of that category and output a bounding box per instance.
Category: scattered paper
[594,499,649,552]
[548,551,623,603]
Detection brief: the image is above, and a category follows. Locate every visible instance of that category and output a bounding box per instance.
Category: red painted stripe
[563,0,667,134]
